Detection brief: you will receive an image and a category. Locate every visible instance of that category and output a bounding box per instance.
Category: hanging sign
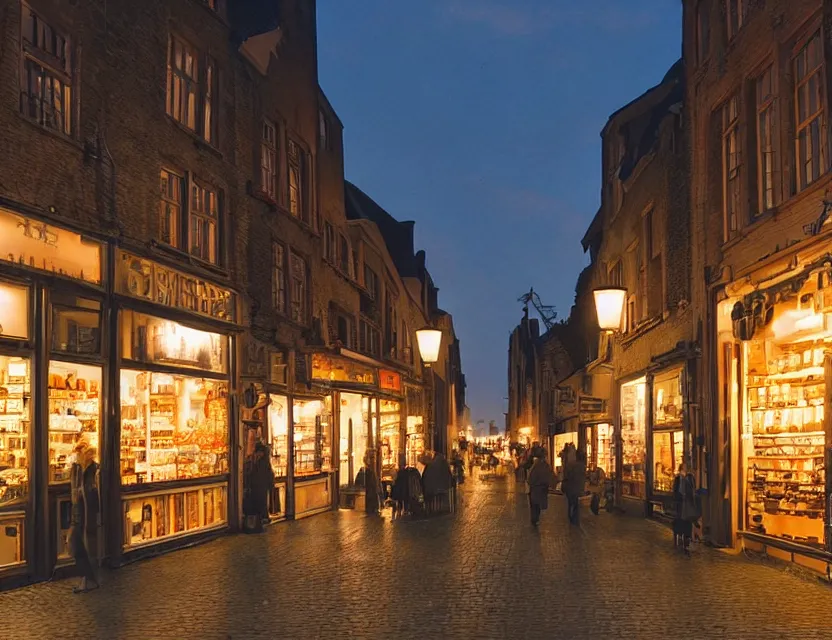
[115,250,236,322]
[378,369,402,392]
[0,209,103,284]
[311,353,375,385]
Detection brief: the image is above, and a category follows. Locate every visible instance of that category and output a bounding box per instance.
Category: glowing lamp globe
[416,327,442,364]
[593,287,627,332]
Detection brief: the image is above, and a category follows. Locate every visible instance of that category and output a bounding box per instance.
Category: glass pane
[51,296,101,354]
[620,378,647,498]
[596,423,614,477]
[0,356,30,507]
[120,370,229,484]
[293,398,325,476]
[0,282,30,340]
[653,431,674,492]
[0,514,25,568]
[379,400,400,480]
[268,394,288,477]
[48,362,102,483]
[653,369,684,427]
[120,310,227,374]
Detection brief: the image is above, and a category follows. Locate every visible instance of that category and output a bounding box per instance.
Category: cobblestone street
[2,475,831,639]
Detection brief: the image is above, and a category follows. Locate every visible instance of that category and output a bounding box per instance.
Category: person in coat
[527,451,555,526]
[673,462,697,554]
[422,452,453,514]
[563,450,587,525]
[390,454,409,518]
[69,438,100,593]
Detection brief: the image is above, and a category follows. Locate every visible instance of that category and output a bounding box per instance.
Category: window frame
[726,0,745,42]
[793,30,827,193]
[260,119,278,201]
[754,64,778,215]
[188,177,220,265]
[720,94,741,240]
[19,2,74,137]
[272,241,286,315]
[318,110,330,151]
[166,34,218,145]
[159,168,184,248]
[289,250,308,325]
[287,139,309,224]
[364,265,379,300]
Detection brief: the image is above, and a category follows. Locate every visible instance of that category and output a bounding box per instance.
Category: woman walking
[69,439,100,593]
[527,451,555,526]
[673,462,697,554]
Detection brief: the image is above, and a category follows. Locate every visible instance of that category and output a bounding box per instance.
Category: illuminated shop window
[293,397,332,476]
[620,377,647,499]
[0,282,30,340]
[120,370,229,484]
[120,311,227,374]
[0,357,31,507]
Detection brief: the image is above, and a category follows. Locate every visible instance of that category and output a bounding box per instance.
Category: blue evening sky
[317,0,682,427]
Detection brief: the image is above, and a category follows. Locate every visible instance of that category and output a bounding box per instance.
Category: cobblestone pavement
[2,473,832,640]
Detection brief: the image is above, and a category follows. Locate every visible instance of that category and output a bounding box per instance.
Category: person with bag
[672,462,698,555]
[69,438,101,593]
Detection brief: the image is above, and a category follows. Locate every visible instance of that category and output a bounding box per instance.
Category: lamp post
[416,326,442,456]
[591,286,627,511]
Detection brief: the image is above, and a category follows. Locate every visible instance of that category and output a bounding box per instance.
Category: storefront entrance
[620,377,647,501]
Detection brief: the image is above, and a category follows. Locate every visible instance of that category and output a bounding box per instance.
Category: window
[642,208,663,318]
[364,265,378,299]
[318,110,329,150]
[20,4,73,135]
[721,95,741,238]
[627,294,637,334]
[384,289,398,359]
[339,235,351,275]
[359,319,380,357]
[794,32,827,191]
[402,320,413,364]
[727,0,745,41]
[755,66,777,213]
[289,252,307,324]
[695,1,710,64]
[272,242,285,314]
[189,180,219,263]
[51,294,101,355]
[160,169,183,246]
[287,140,308,222]
[261,120,278,200]
[167,35,217,143]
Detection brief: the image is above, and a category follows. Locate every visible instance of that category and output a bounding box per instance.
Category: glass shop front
[620,377,647,500]
[0,207,107,585]
[292,395,333,517]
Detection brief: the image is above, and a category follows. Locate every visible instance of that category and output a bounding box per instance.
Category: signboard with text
[378,369,402,392]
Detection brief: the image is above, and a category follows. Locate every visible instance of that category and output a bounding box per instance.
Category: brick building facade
[0,0,465,589]
[685,0,832,571]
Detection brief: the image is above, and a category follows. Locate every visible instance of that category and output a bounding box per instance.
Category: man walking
[527,451,555,526]
[564,450,587,525]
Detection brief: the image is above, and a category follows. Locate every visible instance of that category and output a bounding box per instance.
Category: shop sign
[579,396,606,415]
[311,353,375,385]
[116,250,236,322]
[0,209,103,284]
[379,369,402,392]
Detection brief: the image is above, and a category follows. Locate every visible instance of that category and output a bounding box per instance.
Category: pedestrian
[673,462,698,554]
[526,451,555,526]
[423,452,453,514]
[588,465,606,516]
[564,450,586,525]
[69,438,100,593]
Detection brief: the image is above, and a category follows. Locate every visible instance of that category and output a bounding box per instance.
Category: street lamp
[416,326,442,456]
[592,287,627,332]
[416,326,442,366]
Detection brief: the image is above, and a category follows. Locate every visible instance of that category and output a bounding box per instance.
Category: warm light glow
[416,327,442,364]
[0,283,30,339]
[772,309,823,339]
[593,287,627,331]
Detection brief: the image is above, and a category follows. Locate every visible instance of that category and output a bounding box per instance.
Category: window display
[339,393,367,486]
[293,397,332,477]
[0,356,30,507]
[123,484,226,548]
[120,311,227,374]
[596,423,614,477]
[51,294,101,355]
[379,400,401,480]
[48,361,101,483]
[653,430,683,492]
[652,368,684,493]
[405,416,424,468]
[620,378,647,499]
[268,394,288,478]
[653,368,684,428]
[120,370,229,484]
[743,295,827,547]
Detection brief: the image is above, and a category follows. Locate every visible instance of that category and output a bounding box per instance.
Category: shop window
[20,3,73,136]
[123,484,226,548]
[379,400,401,481]
[293,397,332,476]
[794,32,827,192]
[620,378,646,499]
[268,394,288,478]
[48,361,101,483]
[120,311,227,374]
[0,357,30,507]
[596,423,614,477]
[340,392,369,487]
[51,294,101,355]
[0,282,30,340]
[119,370,229,484]
[654,369,684,428]
[0,514,25,568]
